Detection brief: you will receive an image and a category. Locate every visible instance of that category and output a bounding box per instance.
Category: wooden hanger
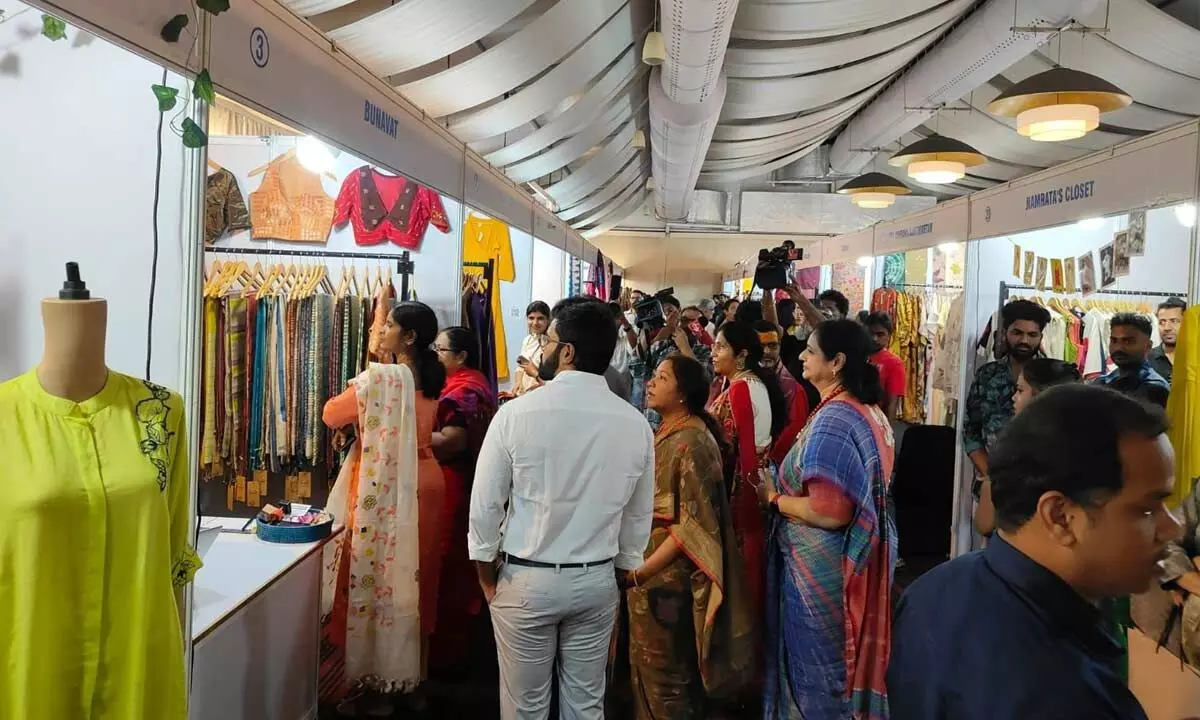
[248,149,295,178]
[207,158,224,173]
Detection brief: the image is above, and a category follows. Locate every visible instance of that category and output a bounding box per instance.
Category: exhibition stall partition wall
[0,1,208,718]
[955,121,1200,552]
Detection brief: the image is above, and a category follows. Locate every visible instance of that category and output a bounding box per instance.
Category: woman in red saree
[706,320,788,619]
[429,326,498,671]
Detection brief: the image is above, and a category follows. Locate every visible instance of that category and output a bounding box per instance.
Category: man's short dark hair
[818,290,850,318]
[1001,299,1051,331]
[550,296,617,375]
[606,301,623,319]
[660,295,681,311]
[863,312,894,334]
[1158,297,1187,314]
[989,384,1168,532]
[1111,312,1153,338]
[734,300,763,325]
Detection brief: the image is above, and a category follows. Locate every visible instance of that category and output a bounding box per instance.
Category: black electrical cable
[146,66,167,381]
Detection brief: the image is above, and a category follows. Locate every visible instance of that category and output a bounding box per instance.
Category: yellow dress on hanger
[463,214,516,381]
[0,371,200,719]
[1168,306,1200,508]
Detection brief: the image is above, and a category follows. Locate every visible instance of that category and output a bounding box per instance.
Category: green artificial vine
[153,0,231,149]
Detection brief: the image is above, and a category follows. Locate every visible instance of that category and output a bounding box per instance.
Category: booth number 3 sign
[250,27,270,68]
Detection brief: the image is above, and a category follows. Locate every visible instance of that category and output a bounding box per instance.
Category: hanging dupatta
[321,362,422,692]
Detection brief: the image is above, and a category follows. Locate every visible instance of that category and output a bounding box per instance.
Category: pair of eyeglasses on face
[434,346,455,353]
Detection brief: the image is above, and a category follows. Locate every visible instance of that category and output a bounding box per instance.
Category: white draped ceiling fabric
[283,0,1200,230]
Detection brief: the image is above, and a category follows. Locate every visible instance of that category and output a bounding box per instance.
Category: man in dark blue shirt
[888,385,1181,719]
[1094,312,1170,408]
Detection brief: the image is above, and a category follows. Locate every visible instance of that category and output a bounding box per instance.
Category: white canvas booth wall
[533,208,569,308]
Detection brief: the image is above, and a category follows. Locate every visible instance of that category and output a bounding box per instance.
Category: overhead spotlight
[296,135,339,174]
[1077,217,1106,231]
[642,30,666,66]
[937,242,960,252]
[1176,203,1197,228]
[837,172,910,209]
[889,134,986,185]
[857,256,875,268]
[986,67,1131,143]
[632,129,646,149]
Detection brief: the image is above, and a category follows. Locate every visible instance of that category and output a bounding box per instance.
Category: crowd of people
[315,283,1192,720]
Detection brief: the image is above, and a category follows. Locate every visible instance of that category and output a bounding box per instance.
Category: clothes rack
[999,281,1185,312]
[204,246,415,298]
[885,283,964,290]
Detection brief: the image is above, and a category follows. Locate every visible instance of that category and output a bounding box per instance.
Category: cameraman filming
[628,293,712,416]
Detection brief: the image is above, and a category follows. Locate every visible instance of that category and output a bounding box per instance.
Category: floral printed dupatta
[321,363,421,692]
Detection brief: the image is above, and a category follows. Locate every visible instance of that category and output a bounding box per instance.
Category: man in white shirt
[469,298,655,720]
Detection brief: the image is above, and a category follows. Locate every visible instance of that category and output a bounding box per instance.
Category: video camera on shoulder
[633,287,675,330]
[754,240,803,290]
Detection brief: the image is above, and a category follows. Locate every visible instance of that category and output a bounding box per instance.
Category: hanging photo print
[1113,229,1131,277]
[1078,252,1096,296]
[1012,244,1022,278]
[1099,243,1116,288]
[1064,257,1077,293]
[1035,256,1048,291]
[1127,210,1146,256]
[1022,250,1035,285]
[1050,258,1065,293]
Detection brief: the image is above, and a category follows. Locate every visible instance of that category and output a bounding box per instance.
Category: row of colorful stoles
[871,287,964,426]
[197,278,395,508]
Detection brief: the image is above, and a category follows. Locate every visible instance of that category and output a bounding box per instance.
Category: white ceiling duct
[398,0,627,117]
[323,0,536,77]
[724,0,972,79]
[481,52,645,163]
[731,0,945,41]
[829,0,1103,176]
[650,0,740,221]
[447,3,647,142]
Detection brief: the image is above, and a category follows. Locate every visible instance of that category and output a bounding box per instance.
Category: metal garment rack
[204,246,416,299]
[884,283,964,290]
[463,259,496,315]
[999,281,1185,312]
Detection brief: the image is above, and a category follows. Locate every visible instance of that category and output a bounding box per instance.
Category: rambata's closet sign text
[1024,180,1096,211]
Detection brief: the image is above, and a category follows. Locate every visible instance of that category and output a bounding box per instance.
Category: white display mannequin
[37,293,108,402]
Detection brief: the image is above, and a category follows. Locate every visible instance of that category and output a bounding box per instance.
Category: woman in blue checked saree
[760,320,897,719]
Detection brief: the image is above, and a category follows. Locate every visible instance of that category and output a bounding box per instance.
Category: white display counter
[190,518,342,720]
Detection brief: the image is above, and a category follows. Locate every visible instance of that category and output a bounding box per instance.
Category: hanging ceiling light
[986,67,1131,142]
[836,172,910,209]
[889,134,986,184]
[642,30,666,66]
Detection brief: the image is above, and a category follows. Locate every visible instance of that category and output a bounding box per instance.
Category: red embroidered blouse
[332,166,451,249]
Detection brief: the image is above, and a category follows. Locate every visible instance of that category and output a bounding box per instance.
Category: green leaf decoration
[196,0,231,15]
[40,14,66,41]
[182,118,208,149]
[193,70,216,105]
[160,14,189,43]
[151,84,179,112]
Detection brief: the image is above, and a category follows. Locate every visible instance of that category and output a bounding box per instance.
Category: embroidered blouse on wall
[248,150,336,244]
[205,167,251,245]
[333,166,451,249]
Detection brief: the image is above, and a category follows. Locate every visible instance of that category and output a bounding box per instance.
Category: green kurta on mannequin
[0,370,201,718]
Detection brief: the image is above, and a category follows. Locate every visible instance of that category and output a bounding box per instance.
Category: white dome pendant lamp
[987,67,1131,143]
[837,172,910,209]
[889,134,986,185]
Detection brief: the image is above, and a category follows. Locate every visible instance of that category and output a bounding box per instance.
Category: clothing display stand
[463,258,498,391]
[885,283,964,291]
[204,247,415,294]
[998,281,1184,312]
[463,259,495,310]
